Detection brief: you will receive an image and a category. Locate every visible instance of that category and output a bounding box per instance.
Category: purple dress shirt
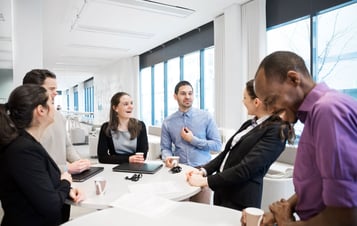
[294,83,357,220]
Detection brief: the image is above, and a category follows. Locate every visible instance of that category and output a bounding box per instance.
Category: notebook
[112,162,163,174]
[72,166,104,182]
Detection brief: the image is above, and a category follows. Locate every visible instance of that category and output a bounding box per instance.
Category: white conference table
[63,199,242,226]
[71,161,201,209]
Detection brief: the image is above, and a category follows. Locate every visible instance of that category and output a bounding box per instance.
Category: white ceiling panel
[1,0,249,89]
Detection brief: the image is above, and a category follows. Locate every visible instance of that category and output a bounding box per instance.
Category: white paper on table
[128,180,181,195]
[110,193,177,217]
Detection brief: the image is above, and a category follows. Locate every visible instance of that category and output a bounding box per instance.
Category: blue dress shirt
[160,107,222,167]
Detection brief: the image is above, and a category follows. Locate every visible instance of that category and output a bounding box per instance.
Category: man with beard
[161,80,222,203]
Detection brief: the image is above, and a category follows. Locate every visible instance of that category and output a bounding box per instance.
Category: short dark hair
[256,51,311,82]
[23,69,57,85]
[174,80,193,94]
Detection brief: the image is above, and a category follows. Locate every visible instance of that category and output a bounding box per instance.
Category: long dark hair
[106,92,141,139]
[0,84,49,148]
[246,79,295,144]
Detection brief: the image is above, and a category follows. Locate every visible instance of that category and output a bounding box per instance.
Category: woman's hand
[185,168,202,178]
[69,187,85,204]
[129,153,145,163]
[61,171,72,183]
[186,172,208,187]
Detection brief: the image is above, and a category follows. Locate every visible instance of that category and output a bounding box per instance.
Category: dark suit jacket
[97,121,149,164]
[0,130,71,226]
[205,116,287,211]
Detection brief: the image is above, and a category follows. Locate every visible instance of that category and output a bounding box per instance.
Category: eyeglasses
[125,173,143,182]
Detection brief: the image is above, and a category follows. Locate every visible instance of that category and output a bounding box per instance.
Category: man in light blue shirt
[161,80,222,167]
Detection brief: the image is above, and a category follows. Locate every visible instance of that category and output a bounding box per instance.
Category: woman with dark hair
[0,84,84,226]
[186,79,294,211]
[97,92,149,164]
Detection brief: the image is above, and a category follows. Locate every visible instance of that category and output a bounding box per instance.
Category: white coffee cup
[94,176,106,195]
[245,207,264,226]
[170,156,180,167]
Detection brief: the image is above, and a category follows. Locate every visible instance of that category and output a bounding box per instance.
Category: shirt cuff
[199,167,207,177]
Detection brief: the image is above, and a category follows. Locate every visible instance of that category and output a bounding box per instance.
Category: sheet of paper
[110,193,177,217]
[128,180,181,195]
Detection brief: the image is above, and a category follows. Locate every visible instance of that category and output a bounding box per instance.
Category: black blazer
[204,116,287,211]
[97,121,149,164]
[0,130,71,226]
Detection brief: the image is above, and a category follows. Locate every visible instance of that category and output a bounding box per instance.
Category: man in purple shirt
[252,51,357,226]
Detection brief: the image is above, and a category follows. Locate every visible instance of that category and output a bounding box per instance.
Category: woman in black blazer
[97,92,148,164]
[186,79,294,211]
[0,84,84,226]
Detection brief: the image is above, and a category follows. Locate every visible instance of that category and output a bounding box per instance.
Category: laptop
[72,166,104,182]
[112,162,163,174]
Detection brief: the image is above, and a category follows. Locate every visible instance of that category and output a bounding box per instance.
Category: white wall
[0,69,13,103]
[93,56,139,125]
[12,0,43,87]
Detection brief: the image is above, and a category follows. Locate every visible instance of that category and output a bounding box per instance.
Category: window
[140,47,215,126]
[66,89,70,111]
[267,1,357,145]
[203,47,215,113]
[84,78,94,122]
[153,63,165,125]
[139,67,152,124]
[73,85,78,112]
[315,2,357,97]
[167,57,181,115]
[183,51,200,109]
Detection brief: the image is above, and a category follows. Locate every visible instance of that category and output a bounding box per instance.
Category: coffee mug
[94,177,106,195]
[245,207,264,226]
[170,156,180,167]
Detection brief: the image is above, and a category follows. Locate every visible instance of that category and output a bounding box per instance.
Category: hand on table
[269,198,295,225]
[69,187,85,204]
[129,154,145,163]
[68,159,91,174]
[186,170,208,187]
[164,157,180,168]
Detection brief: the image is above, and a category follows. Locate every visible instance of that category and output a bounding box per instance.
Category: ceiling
[0,0,248,90]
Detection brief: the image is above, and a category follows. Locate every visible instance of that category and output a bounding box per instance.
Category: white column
[214,4,244,129]
[12,0,43,87]
[214,0,267,130]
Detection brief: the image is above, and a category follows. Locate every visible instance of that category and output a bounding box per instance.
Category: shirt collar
[297,83,330,123]
[255,115,271,126]
[180,107,193,117]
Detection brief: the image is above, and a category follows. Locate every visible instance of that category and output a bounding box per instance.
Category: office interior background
[1,0,357,148]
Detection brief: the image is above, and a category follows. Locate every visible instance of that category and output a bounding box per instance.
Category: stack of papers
[110,193,177,217]
[127,180,180,195]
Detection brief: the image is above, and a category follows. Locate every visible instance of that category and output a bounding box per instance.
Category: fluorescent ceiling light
[68,43,129,52]
[76,25,154,39]
[96,0,195,18]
